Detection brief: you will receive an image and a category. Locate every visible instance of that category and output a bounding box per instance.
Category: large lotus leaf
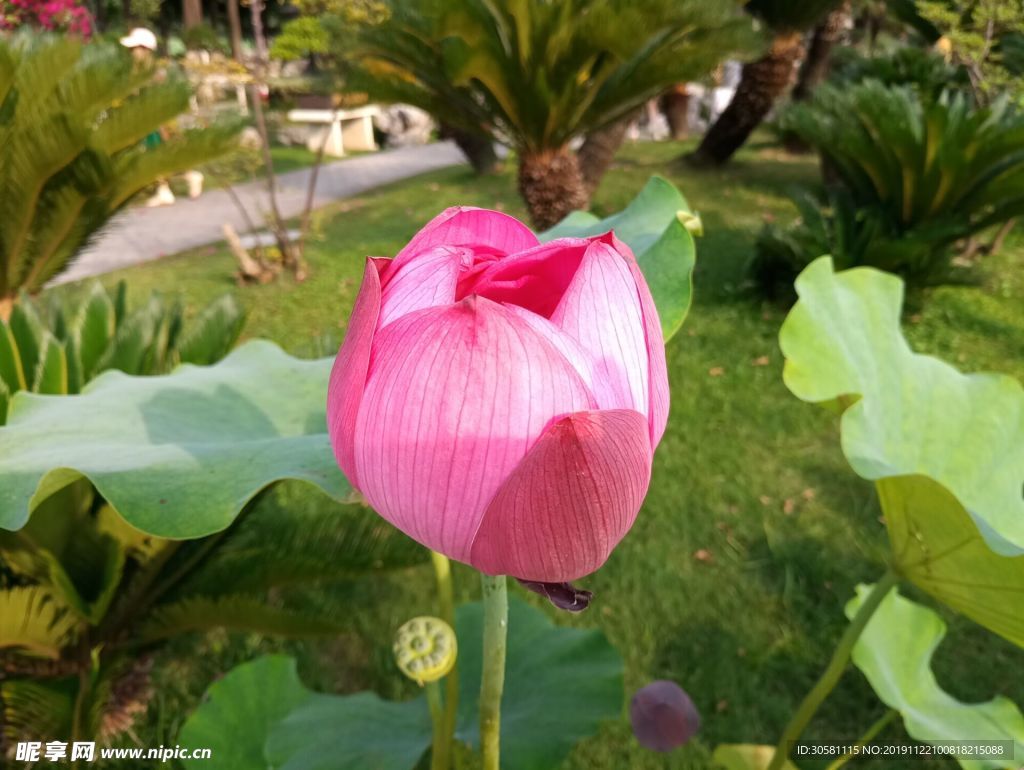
[541,175,697,341]
[182,598,621,770]
[454,597,624,769]
[0,340,353,537]
[266,689,432,770]
[179,656,312,770]
[848,584,1024,769]
[779,257,1024,645]
[878,475,1024,648]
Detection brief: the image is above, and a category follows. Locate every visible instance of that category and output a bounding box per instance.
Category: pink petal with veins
[353,296,596,562]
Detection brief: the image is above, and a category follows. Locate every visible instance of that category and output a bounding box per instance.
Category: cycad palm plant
[0,483,425,747]
[352,0,757,228]
[688,0,841,166]
[0,33,240,317]
[788,81,1024,245]
[0,281,246,423]
[755,81,1024,291]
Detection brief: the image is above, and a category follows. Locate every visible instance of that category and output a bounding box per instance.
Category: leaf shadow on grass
[923,290,1024,365]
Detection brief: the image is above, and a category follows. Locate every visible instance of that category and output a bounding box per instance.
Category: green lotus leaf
[267,689,431,770]
[0,340,354,537]
[780,257,1024,646]
[848,584,1024,769]
[541,175,697,341]
[879,475,1024,649]
[178,655,313,770]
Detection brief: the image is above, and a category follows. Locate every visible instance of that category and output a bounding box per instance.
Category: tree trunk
[517,148,589,231]
[441,123,500,175]
[227,0,243,61]
[687,31,806,167]
[249,0,306,279]
[94,0,107,30]
[183,0,202,29]
[659,85,691,140]
[792,2,849,102]
[784,3,850,152]
[0,296,12,322]
[577,112,636,197]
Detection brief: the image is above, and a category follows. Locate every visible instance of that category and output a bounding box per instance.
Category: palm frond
[0,587,77,658]
[108,122,242,209]
[0,678,76,745]
[352,0,757,150]
[173,294,247,366]
[0,112,88,291]
[92,79,192,156]
[0,34,241,298]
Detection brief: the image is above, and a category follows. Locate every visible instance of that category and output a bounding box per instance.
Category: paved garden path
[54,141,467,285]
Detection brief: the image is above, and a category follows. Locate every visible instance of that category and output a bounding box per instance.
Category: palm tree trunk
[518,148,589,231]
[687,31,805,167]
[441,123,500,175]
[227,0,243,61]
[183,0,203,29]
[577,111,636,197]
[791,2,849,102]
[660,86,691,140]
[784,3,849,152]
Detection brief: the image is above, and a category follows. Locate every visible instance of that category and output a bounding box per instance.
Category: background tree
[345,0,501,174]
[227,0,243,60]
[918,0,1024,103]
[351,0,758,229]
[784,1,851,152]
[183,0,202,29]
[687,0,842,167]
[792,1,852,102]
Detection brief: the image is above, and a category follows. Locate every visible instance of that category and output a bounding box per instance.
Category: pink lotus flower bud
[327,207,669,582]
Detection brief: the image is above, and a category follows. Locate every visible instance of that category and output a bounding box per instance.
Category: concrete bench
[285,106,380,157]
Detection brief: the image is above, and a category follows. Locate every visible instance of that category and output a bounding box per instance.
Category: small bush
[759,80,1024,294]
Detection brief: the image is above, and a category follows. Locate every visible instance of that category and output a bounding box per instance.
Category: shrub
[759,80,1024,293]
[829,45,970,100]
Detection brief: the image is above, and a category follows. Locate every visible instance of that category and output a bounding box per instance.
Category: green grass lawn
[74,139,1024,769]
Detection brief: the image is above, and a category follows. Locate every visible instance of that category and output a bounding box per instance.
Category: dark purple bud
[516,579,593,612]
[630,680,700,752]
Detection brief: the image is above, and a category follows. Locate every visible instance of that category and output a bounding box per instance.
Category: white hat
[120,27,158,51]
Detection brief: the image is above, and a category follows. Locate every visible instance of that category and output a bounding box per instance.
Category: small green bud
[393,616,457,685]
[676,210,703,237]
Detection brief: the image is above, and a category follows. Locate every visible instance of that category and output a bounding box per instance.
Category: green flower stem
[479,573,508,770]
[767,568,900,770]
[425,680,447,770]
[431,551,457,770]
[823,709,898,770]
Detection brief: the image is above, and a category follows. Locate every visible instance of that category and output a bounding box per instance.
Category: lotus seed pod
[630,680,700,752]
[393,616,457,686]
